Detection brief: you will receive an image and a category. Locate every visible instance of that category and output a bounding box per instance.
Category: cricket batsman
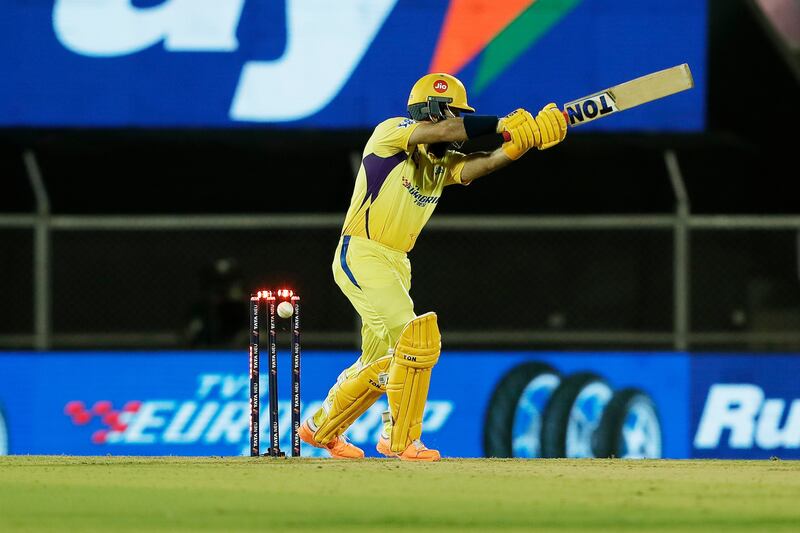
[298,73,567,461]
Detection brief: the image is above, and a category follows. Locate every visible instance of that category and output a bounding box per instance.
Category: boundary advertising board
[3,351,795,458]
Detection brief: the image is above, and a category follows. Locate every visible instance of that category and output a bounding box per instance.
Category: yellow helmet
[407,73,475,121]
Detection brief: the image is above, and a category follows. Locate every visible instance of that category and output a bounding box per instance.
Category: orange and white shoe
[298,420,364,459]
[376,434,397,457]
[377,435,440,462]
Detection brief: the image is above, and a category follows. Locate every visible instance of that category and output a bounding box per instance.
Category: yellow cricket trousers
[332,235,416,365]
[310,235,419,437]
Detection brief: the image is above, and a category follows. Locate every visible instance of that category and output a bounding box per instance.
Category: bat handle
[500,108,569,142]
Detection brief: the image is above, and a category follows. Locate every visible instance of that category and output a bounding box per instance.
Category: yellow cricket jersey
[341,117,467,252]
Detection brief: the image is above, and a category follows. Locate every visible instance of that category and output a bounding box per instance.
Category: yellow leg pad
[314,356,391,445]
[386,312,441,453]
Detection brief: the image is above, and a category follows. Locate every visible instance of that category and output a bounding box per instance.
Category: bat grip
[500,108,569,142]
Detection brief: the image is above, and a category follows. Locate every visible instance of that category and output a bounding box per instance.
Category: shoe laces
[328,434,351,450]
[412,439,428,450]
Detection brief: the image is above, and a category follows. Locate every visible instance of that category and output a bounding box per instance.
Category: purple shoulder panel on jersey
[359,152,406,208]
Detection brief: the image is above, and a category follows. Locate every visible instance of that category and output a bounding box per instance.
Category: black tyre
[541,372,613,458]
[592,388,662,459]
[483,362,560,458]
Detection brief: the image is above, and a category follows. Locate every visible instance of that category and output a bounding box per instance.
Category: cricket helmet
[407,73,475,121]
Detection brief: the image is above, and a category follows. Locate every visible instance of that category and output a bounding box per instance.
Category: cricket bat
[502,63,694,139]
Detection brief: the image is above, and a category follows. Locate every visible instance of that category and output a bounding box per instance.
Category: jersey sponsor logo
[433,80,449,93]
[397,118,415,129]
[402,178,440,207]
[694,384,800,450]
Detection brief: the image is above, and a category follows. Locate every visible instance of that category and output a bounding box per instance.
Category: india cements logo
[402,178,440,207]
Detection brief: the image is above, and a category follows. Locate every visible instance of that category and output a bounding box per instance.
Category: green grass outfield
[1,457,799,532]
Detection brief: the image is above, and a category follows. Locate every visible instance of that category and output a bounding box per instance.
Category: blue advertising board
[691,354,800,459]
[4,351,798,459]
[0,350,687,458]
[0,1,706,129]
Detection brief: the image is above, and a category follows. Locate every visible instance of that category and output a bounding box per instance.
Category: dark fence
[2,214,799,351]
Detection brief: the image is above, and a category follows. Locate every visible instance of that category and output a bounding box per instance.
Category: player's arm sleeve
[443,150,469,186]
[370,118,421,157]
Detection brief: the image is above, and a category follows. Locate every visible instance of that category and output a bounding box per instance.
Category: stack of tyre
[484,362,662,458]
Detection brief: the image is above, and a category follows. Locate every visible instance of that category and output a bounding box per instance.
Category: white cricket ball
[277,301,294,319]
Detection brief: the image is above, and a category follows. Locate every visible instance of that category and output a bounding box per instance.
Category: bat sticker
[564,92,618,126]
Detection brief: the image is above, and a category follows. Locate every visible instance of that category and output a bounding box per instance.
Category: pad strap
[313,356,391,445]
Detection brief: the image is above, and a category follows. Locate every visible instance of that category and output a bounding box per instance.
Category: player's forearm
[459,148,513,185]
[408,119,467,145]
[408,115,502,146]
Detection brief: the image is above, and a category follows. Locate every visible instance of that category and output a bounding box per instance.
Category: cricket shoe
[298,420,364,459]
[377,435,440,462]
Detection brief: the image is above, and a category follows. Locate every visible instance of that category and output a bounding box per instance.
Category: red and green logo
[429,0,583,95]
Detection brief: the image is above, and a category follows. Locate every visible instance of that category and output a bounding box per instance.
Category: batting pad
[387,312,441,453]
[313,355,391,445]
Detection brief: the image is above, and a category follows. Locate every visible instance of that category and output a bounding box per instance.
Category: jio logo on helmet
[433,80,448,93]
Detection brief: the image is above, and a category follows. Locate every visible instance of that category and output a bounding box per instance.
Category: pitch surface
[1,457,798,531]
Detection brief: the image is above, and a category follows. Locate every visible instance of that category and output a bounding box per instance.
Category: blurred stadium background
[1,0,799,460]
